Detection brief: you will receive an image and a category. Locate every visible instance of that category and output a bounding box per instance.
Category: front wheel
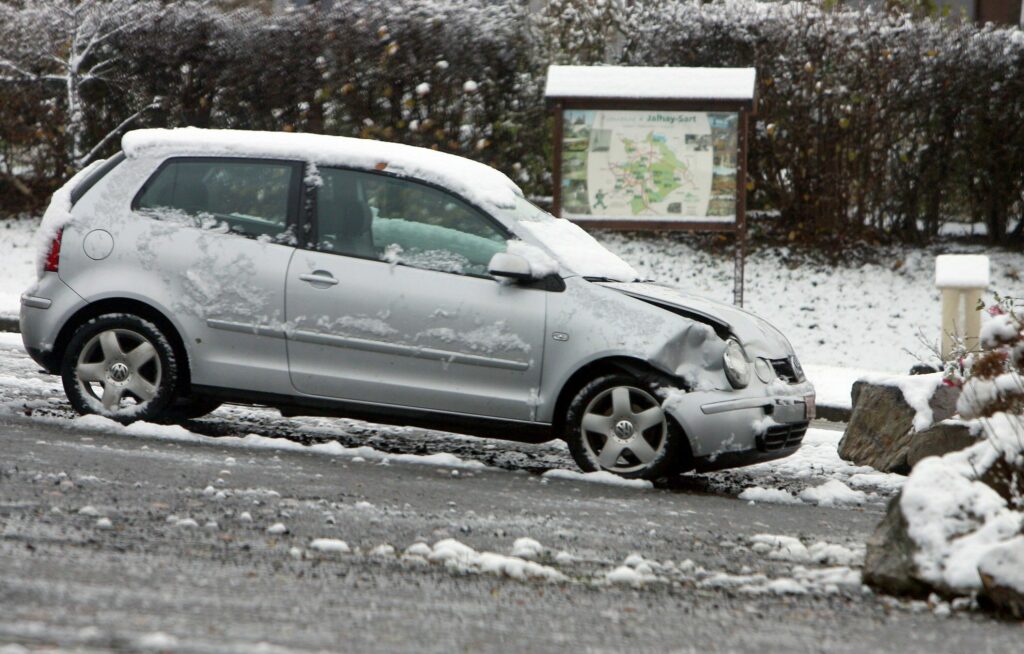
[61,314,179,423]
[565,374,686,481]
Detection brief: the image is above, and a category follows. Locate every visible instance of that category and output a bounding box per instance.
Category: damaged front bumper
[662,379,815,472]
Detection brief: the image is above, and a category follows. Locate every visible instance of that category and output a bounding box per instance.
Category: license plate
[774,402,806,423]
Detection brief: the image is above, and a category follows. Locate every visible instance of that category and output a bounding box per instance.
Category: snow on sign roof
[121,128,524,210]
[935,254,990,289]
[544,66,756,102]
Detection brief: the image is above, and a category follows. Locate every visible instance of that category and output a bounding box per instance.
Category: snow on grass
[66,414,488,470]
[540,468,653,490]
[0,216,38,319]
[596,232,1024,374]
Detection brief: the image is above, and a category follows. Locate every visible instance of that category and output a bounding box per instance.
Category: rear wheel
[61,314,179,423]
[565,374,685,481]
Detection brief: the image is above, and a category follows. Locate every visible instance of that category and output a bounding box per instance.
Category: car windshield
[503,196,641,282]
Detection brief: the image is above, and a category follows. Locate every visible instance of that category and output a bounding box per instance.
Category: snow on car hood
[599,282,795,358]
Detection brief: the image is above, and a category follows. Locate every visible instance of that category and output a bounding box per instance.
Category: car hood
[598,282,795,358]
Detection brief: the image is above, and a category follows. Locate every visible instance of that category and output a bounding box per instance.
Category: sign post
[544,66,758,306]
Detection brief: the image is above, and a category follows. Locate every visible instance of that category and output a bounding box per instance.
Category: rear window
[70,152,126,206]
[134,158,299,239]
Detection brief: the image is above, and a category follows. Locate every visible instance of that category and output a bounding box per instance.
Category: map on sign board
[560,110,738,222]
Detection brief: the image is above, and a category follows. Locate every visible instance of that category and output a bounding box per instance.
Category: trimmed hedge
[1,0,1022,247]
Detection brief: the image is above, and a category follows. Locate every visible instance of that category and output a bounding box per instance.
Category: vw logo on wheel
[614,420,635,439]
[108,362,130,383]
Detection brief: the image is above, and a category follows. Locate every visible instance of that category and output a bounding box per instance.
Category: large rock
[906,421,978,469]
[838,380,960,474]
[978,538,1024,619]
[862,495,933,597]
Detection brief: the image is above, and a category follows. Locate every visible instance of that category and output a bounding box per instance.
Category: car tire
[157,395,223,423]
[565,373,685,481]
[61,314,179,424]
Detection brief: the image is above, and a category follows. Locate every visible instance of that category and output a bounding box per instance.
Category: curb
[0,317,19,333]
[816,404,851,423]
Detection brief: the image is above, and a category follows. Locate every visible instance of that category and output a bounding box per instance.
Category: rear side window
[135,159,299,240]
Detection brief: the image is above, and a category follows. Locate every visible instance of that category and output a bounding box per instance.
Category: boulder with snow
[978,538,1024,619]
[905,420,978,469]
[862,415,1024,606]
[838,374,959,474]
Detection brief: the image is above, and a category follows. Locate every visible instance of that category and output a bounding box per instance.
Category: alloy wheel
[580,385,668,474]
[75,328,162,413]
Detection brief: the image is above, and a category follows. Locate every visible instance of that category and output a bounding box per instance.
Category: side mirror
[488,252,533,281]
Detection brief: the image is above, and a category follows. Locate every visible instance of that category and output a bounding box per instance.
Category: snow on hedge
[122,128,524,211]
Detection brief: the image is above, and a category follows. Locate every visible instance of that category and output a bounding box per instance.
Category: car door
[285,166,547,421]
[131,157,301,393]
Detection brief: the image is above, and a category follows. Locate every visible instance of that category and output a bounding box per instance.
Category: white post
[935,254,990,360]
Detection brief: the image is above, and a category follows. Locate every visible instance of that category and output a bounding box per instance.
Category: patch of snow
[310,538,351,554]
[798,480,867,507]
[738,486,801,505]
[541,468,653,490]
[369,544,396,558]
[606,564,662,587]
[510,537,543,560]
[69,414,487,470]
[426,538,566,582]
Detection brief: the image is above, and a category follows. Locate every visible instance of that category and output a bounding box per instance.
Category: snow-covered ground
[0,216,37,320]
[599,232,1022,374]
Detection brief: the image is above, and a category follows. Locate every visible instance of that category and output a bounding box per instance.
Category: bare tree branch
[76,98,162,167]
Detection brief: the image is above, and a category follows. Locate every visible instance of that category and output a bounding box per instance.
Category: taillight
[44,228,63,273]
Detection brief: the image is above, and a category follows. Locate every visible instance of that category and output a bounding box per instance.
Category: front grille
[756,421,809,452]
[770,358,798,383]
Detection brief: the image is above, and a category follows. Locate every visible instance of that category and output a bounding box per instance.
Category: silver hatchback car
[21,128,814,480]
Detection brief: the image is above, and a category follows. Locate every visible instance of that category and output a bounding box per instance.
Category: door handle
[299,271,339,287]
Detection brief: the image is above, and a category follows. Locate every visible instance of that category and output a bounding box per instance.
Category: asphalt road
[2,412,1022,654]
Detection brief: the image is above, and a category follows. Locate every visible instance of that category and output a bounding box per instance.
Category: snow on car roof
[121,128,524,210]
[544,65,756,102]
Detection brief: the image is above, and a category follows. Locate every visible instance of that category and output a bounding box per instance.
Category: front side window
[136,159,297,240]
[315,168,508,275]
